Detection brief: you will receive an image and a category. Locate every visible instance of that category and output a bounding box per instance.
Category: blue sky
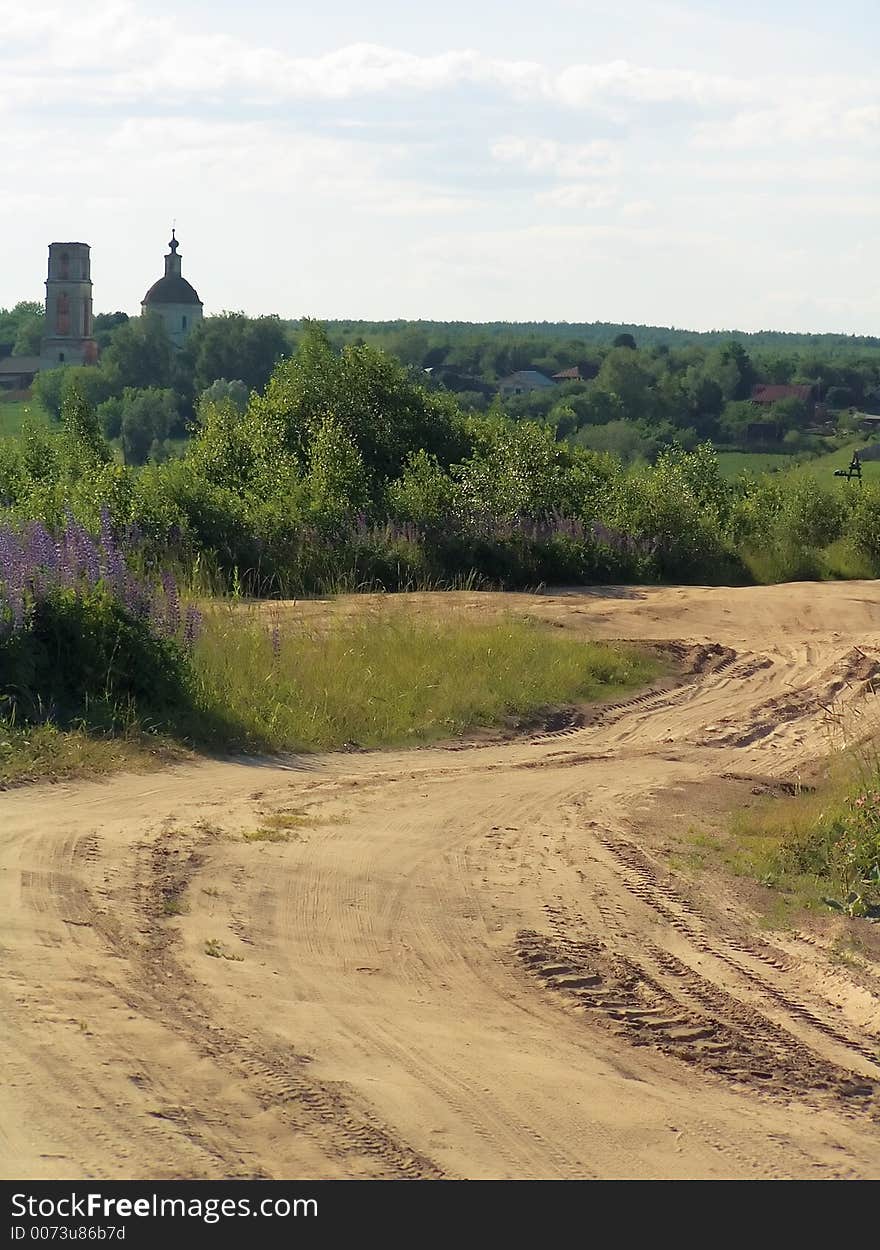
[1,0,878,331]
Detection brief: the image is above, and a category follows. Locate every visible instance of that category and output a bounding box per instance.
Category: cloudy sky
[2,0,878,331]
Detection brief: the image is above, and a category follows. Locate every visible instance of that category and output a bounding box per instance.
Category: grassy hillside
[716,451,796,479]
[786,439,880,484]
[0,397,50,439]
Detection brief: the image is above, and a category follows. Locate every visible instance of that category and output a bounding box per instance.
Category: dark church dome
[142,273,202,306]
[142,230,203,307]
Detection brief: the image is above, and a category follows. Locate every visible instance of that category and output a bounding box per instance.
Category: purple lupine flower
[0,514,201,647]
[183,604,203,647]
[161,572,181,635]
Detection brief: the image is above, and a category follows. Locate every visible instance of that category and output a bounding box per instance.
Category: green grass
[0,397,51,439]
[0,720,187,788]
[716,450,796,479]
[242,826,291,843]
[190,602,660,752]
[716,439,880,486]
[741,534,876,584]
[784,439,880,484]
[0,599,660,786]
[682,748,880,923]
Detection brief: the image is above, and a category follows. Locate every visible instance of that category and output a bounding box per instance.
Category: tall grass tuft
[189,602,658,753]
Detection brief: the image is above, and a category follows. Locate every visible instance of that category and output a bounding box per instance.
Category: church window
[56,292,70,335]
[182,316,188,330]
[60,252,70,280]
[59,353,65,363]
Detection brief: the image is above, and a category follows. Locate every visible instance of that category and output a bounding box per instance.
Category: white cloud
[536,184,618,209]
[490,137,618,179]
[552,60,758,109]
[2,0,879,330]
[621,200,655,219]
[1,0,875,127]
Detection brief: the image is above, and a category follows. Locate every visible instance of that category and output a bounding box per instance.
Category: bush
[0,514,203,730]
[847,485,880,571]
[1,587,194,729]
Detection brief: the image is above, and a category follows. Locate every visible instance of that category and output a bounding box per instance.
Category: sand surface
[2,581,880,1179]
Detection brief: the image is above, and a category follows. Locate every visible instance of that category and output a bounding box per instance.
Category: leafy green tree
[612,332,637,350]
[93,312,130,352]
[32,367,69,419]
[718,399,759,443]
[200,378,249,413]
[242,322,467,490]
[97,395,124,441]
[717,341,756,400]
[186,313,289,394]
[594,348,655,420]
[118,388,179,466]
[825,386,853,410]
[386,326,429,367]
[61,386,110,465]
[770,396,810,430]
[0,301,43,356]
[33,365,116,420]
[454,417,576,520]
[387,450,457,524]
[303,415,370,525]
[575,420,651,465]
[61,365,117,411]
[102,313,173,390]
[777,475,844,547]
[702,348,744,402]
[13,314,44,356]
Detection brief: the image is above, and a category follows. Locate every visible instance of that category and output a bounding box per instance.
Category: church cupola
[141,229,204,348]
[165,230,182,278]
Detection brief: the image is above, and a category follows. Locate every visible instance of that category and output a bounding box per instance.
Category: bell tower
[40,242,98,370]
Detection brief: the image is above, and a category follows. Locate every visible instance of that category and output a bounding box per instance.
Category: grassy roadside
[0,722,189,789]
[191,603,659,752]
[0,601,660,787]
[679,753,880,928]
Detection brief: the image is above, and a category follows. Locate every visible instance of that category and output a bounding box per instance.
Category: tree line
[3,323,880,599]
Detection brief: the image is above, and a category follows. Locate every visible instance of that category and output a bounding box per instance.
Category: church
[140,230,204,348]
[37,232,203,368]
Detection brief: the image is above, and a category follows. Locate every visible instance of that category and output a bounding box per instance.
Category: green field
[0,398,50,438]
[784,439,880,484]
[717,439,880,485]
[716,450,797,479]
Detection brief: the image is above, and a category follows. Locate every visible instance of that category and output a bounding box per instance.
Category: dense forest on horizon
[5,300,880,470]
[321,318,880,355]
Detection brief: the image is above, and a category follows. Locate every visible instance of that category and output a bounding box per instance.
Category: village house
[0,356,40,391]
[497,369,557,398]
[750,382,818,416]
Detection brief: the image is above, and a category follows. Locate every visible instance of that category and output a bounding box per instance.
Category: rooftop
[0,355,40,373]
[499,369,555,385]
[142,274,203,307]
[751,383,814,403]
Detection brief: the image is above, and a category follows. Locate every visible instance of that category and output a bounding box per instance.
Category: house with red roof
[750,382,817,414]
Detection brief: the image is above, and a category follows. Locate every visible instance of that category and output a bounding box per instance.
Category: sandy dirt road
[3,581,880,1180]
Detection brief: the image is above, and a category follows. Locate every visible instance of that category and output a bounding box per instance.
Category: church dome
[142,230,203,307]
[142,273,202,306]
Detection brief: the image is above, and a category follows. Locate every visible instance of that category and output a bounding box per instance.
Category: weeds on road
[242,826,291,843]
[204,938,243,961]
